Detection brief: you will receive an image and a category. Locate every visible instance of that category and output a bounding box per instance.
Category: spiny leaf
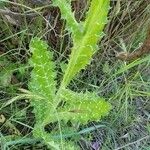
[29,38,56,124]
[56,89,111,124]
[29,37,56,99]
[61,0,110,87]
[83,0,109,38]
[27,0,111,147]
[52,0,82,39]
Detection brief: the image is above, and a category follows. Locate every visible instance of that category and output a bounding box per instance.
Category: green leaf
[27,0,111,148]
[29,38,56,125]
[52,0,82,39]
[29,37,56,99]
[61,0,110,87]
[83,0,109,37]
[56,89,111,124]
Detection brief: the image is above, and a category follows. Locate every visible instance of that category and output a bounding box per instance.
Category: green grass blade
[114,55,150,76]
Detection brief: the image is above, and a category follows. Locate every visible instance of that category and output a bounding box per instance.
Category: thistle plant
[28,0,111,149]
